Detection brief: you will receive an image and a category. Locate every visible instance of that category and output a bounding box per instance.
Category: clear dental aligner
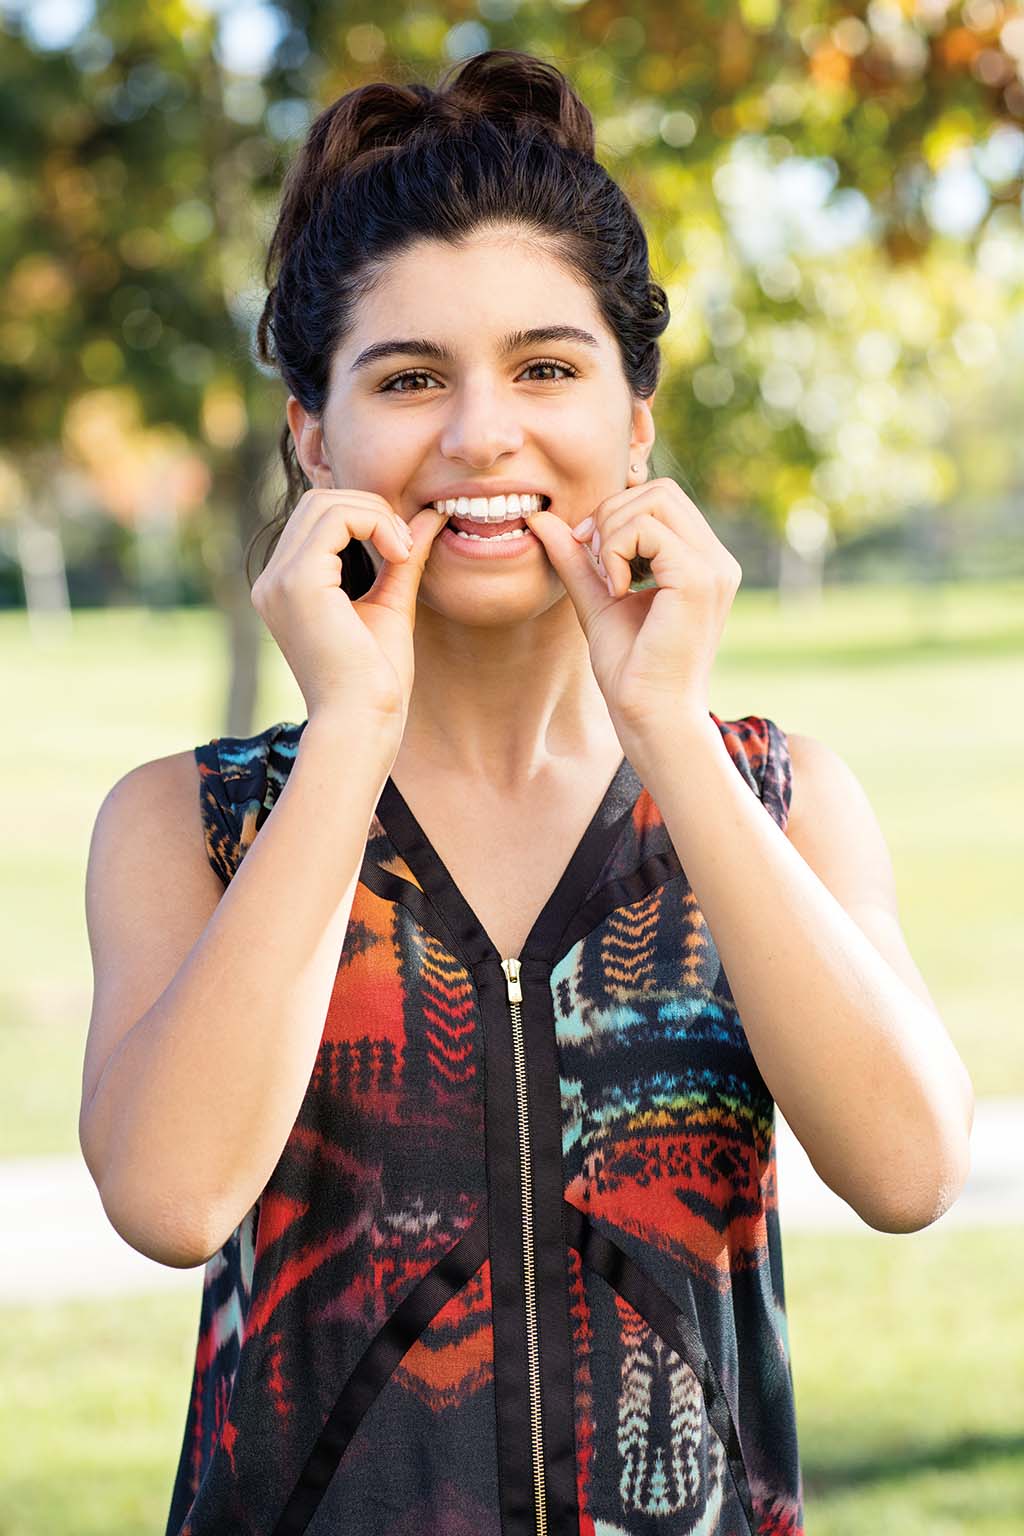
[429,493,547,520]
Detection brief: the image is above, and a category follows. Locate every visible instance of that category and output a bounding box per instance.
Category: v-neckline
[375,752,645,971]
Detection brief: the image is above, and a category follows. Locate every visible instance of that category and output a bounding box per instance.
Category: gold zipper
[500,955,547,1534]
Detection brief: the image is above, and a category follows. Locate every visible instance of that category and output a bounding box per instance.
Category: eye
[520,358,580,382]
[379,369,440,394]
[377,358,580,393]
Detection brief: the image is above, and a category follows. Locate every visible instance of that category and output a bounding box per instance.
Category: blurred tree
[0,0,1021,729]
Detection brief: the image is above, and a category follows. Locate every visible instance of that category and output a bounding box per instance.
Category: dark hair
[250,48,670,595]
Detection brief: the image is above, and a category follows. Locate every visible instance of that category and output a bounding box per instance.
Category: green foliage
[1,1229,1021,1531]
[1,0,1022,602]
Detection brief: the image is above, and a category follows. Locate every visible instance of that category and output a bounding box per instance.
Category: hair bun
[439,49,595,158]
[279,81,434,230]
[282,51,594,232]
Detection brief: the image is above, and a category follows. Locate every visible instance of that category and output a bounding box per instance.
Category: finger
[593,483,698,553]
[598,480,721,560]
[523,505,614,616]
[362,505,449,616]
[272,488,388,561]
[601,510,688,596]
[277,492,411,576]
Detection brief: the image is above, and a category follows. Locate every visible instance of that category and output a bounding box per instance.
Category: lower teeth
[452,527,527,541]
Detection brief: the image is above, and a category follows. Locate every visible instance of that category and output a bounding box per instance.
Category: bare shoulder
[784,730,898,903]
[89,747,223,896]
[99,745,200,809]
[782,728,948,1026]
[86,745,225,950]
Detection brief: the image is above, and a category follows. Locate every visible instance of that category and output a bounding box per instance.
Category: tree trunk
[16,489,71,641]
[777,535,826,608]
[212,428,278,738]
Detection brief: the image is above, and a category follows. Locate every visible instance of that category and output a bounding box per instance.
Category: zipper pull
[500,956,522,1003]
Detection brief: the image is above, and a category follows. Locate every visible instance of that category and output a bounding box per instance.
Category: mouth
[423,494,551,537]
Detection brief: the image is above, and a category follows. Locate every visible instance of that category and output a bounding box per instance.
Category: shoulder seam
[202,722,303,794]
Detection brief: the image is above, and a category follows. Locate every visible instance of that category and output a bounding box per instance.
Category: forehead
[345,228,612,354]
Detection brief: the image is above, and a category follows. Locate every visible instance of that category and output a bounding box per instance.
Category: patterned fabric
[166,712,802,1536]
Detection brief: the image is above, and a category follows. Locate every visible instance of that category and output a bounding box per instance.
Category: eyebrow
[349,325,601,374]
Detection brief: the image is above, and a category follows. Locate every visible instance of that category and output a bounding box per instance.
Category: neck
[396,596,620,790]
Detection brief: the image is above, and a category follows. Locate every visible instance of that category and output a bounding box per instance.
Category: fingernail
[571,516,594,540]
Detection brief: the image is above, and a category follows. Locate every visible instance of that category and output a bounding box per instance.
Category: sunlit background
[1,1,1022,1531]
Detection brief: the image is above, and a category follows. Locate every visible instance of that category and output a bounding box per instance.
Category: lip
[438,525,540,560]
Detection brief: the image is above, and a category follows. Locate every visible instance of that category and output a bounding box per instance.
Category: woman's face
[288,225,655,621]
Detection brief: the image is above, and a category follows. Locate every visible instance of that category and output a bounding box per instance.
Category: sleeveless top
[166,712,803,1536]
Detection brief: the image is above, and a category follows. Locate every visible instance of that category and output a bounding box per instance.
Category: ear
[286,395,335,488]
[629,391,657,471]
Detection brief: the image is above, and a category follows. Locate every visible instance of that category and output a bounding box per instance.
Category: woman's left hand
[523,478,742,736]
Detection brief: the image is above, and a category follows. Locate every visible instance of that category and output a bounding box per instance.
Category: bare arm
[79,713,397,1267]
[618,713,974,1234]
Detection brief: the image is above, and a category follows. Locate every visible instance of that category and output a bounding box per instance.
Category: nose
[438,377,525,466]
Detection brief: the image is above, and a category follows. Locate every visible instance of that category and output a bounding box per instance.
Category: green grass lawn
[1,579,1020,1158]
[1,581,1021,1531]
[1,1226,1021,1534]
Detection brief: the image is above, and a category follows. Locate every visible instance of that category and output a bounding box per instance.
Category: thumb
[363,505,448,619]
[523,504,611,616]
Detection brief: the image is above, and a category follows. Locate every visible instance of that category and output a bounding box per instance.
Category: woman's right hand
[250,489,449,734]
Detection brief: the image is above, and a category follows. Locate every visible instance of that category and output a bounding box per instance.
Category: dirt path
[2,1100,1016,1304]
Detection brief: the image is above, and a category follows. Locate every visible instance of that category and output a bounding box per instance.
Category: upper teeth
[429,493,544,521]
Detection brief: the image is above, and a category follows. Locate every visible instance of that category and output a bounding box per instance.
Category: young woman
[80,49,973,1536]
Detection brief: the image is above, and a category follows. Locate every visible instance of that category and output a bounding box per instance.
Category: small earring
[630,462,642,473]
